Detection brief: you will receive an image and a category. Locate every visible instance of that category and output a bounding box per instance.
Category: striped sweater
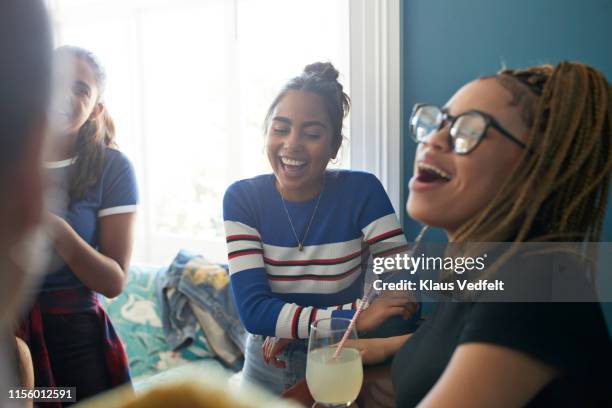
[223,170,407,339]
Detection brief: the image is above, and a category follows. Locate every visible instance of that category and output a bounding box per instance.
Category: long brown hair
[55,46,117,200]
[452,62,612,243]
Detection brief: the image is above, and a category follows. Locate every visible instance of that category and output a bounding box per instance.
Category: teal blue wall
[400,0,612,242]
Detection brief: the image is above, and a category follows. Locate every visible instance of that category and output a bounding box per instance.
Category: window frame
[349,0,402,216]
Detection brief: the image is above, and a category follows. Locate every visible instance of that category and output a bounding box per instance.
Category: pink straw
[331,242,418,360]
[332,285,375,359]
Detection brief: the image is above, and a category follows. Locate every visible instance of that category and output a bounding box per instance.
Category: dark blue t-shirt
[43,148,138,292]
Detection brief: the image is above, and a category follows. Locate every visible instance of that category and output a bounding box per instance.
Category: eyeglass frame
[408,103,527,155]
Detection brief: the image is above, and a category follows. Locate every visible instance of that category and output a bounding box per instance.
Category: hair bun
[303,62,339,82]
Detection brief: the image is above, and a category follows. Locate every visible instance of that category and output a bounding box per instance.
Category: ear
[88,102,105,121]
[330,135,342,160]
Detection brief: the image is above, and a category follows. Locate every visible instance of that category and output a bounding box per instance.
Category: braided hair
[449,62,612,244]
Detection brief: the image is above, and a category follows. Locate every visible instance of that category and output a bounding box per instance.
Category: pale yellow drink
[306,347,363,406]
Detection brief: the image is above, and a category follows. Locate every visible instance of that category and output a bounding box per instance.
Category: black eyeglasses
[409,103,526,155]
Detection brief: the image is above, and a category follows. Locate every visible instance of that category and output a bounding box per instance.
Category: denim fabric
[156,255,199,350]
[242,334,308,395]
[157,250,247,370]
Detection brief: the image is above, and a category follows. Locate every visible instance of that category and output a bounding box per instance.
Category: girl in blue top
[17,46,138,404]
[223,62,416,394]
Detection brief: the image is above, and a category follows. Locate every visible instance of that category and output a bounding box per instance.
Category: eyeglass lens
[411,106,487,154]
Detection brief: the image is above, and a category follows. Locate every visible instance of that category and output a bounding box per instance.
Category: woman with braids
[17,46,137,403]
[350,62,612,407]
[223,62,417,394]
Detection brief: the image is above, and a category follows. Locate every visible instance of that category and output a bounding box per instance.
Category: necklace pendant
[298,243,304,252]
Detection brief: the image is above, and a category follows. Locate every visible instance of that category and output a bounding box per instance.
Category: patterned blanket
[101,264,225,381]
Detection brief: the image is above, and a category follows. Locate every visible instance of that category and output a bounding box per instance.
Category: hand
[344,334,412,365]
[391,290,419,320]
[262,336,292,368]
[356,292,418,332]
[343,338,394,365]
[380,289,419,320]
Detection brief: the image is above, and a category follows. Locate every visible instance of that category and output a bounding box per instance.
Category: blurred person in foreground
[0,0,53,406]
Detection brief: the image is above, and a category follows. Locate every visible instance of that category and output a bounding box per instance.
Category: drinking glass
[306,317,363,408]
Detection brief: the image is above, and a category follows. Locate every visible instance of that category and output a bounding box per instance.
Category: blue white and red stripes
[223,170,407,339]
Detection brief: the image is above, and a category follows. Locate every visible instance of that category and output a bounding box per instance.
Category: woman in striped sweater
[223,62,416,394]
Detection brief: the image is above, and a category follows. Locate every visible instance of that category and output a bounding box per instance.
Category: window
[49,0,400,264]
[49,0,352,264]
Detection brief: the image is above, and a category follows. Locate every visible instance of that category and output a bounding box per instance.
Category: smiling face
[266,90,340,201]
[50,53,102,137]
[407,78,530,239]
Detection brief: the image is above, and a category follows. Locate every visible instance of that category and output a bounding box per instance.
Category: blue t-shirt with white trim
[43,148,139,292]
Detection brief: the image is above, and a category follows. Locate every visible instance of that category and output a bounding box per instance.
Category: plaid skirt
[16,286,131,407]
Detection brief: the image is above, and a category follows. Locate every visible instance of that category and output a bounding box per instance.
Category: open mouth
[415,162,452,184]
[279,155,308,175]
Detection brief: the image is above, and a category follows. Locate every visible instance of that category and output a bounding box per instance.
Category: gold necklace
[279,177,325,252]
